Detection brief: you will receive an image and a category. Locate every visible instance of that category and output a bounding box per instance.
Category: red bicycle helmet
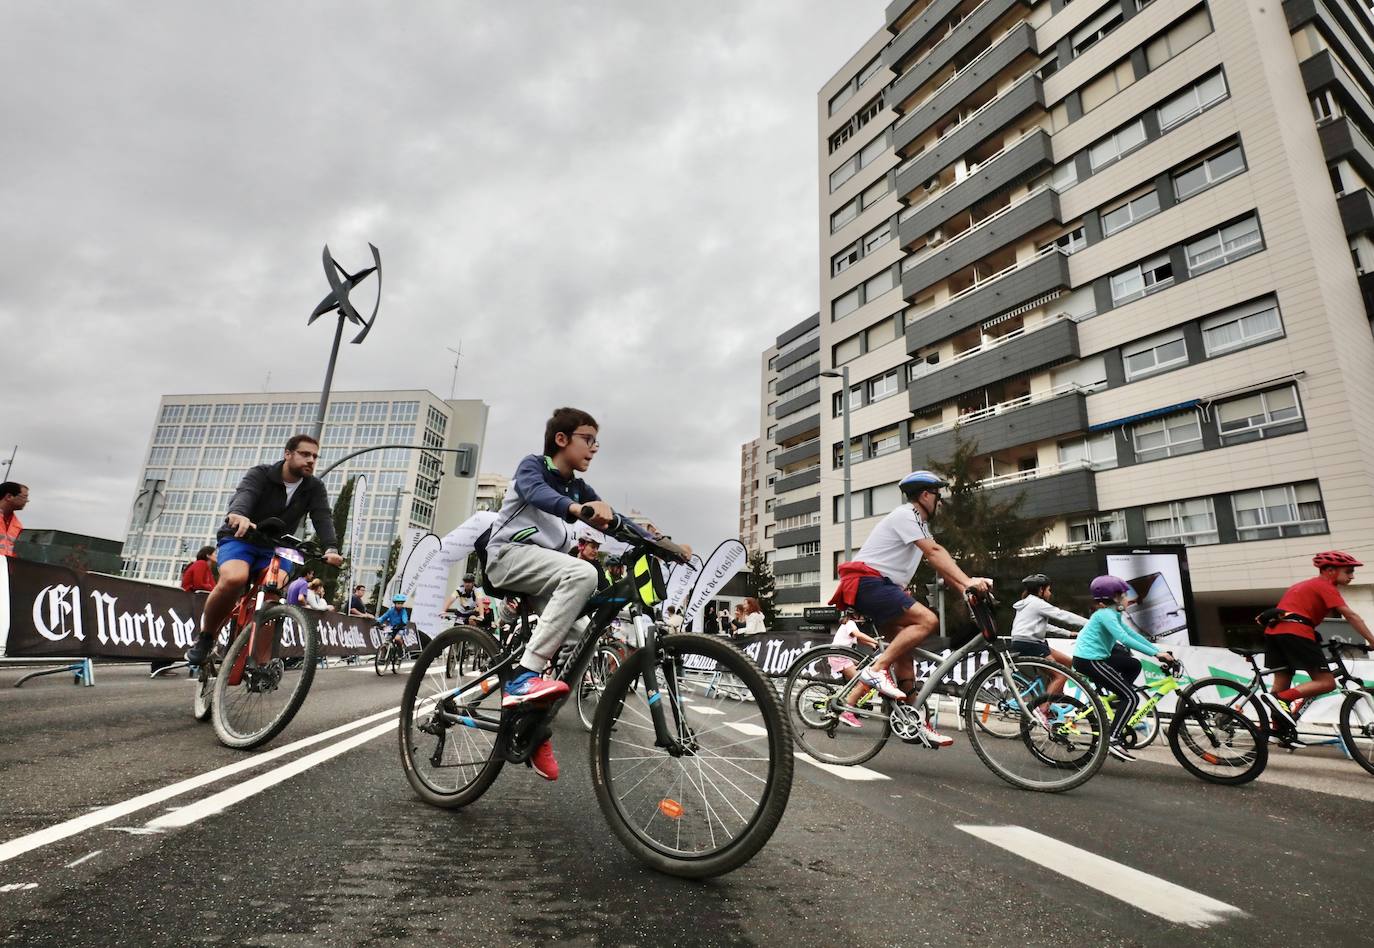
[1314,551,1363,569]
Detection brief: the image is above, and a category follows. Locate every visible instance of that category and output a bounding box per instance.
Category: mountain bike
[1180,637,1374,773]
[192,520,321,750]
[398,512,794,878]
[374,634,406,675]
[783,591,1111,793]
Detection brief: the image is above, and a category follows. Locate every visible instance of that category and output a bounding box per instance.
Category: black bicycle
[374,634,406,676]
[397,511,794,878]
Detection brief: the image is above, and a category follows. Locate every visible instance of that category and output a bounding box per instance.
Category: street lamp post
[375,486,410,602]
[820,368,852,562]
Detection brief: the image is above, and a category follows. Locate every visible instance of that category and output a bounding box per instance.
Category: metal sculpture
[308,244,382,440]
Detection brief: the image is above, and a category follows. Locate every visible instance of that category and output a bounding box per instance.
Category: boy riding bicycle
[481,407,663,781]
[828,470,993,748]
[377,594,412,651]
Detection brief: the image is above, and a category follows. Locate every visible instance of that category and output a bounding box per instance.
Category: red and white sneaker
[914,720,955,748]
[502,671,570,708]
[530,739,559,781]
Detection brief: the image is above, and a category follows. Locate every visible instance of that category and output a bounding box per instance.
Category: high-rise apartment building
[124,390,488,592]
[475,472,511,513]
[738,438,764,551]
[804,0,1374,642]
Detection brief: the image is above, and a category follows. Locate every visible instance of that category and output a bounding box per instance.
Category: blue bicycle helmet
[392,593,407,604]
[899,470,947,499]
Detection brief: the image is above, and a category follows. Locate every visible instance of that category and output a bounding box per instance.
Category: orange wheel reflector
[1201,753,1220,765]
[658,799,684,820]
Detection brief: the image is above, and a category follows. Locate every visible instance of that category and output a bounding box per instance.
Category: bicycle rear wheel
[375,645,388,677]
[576,644,622,731]
[964,655,1108,792]
[1338,689,1374,776]
[192,662,214,722]
[399,626,505,808]
[782,646,890,766]
[1168,701,1267,785]
[212,603,318,750]
[391,645,404,674]
[591,632,793,878]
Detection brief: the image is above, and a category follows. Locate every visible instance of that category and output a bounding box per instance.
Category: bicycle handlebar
[241,517,322,557]
[577,507,691,565]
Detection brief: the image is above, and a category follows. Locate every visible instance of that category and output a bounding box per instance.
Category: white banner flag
[683,540,748,624]
[664,553,703,612]
[398,532,446,638]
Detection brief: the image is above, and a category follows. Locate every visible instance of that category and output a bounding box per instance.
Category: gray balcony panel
[893,74,1042,170]
[1320,117,1374,183]
[774,467,821,494]
[776,360,820,395]
[909,393,1088,468]
[773,495,821,520]
[776,337,820,373]
[901,188,1059,291]
[1286,0,1374,91]
[885,0,964,65]
[775,387,821,419]
[984,466,1097,520]
[899,130,1052,242]
[908,318,1079,412]
[891,0,1030,107]
[775,554,822,577]
[775,413,821,444]
[1338,189,1374,236]
[774,439,821,470]
[776,586,822,605]
[776,312,820,349]
[905,249,1069,351]
[774,526,820,549]
[894,22,1037,147]
[1302,50,1374,134]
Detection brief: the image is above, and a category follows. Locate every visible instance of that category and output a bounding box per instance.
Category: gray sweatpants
[486,543,598,672]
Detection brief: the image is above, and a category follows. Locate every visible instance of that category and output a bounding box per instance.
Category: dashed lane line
[956,824,1245,928]
[0,706,399,865]
[722,720,889,781]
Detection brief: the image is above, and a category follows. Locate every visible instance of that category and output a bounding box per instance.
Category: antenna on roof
[446,341,464,400]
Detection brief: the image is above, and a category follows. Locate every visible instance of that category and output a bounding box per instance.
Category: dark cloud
[1,1,876,554]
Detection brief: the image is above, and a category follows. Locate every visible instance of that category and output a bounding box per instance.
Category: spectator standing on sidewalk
[348,584,373,618]
[0,482,28,558]
[180,545,217,593]
[742,597,766,636]
[305,578,330,611]
[285,567,315,606]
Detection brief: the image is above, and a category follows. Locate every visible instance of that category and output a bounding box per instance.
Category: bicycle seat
[1228,646,1266,657]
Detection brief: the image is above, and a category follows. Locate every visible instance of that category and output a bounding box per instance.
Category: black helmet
[899,470,947,499]
[1021,573,1052,594]
[462,573,475,583]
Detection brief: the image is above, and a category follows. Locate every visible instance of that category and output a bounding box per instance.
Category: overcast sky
[1,2,878,555]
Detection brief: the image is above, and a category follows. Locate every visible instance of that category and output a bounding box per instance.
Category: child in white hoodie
[1009,573,1089,694]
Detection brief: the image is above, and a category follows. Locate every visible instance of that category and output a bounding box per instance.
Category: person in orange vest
[0,482,27,558]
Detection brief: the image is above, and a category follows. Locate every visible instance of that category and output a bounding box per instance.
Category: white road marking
[63,850,103,869]
[687,706,726,716]
[0,706,398,865]
[794,755,890,781]
[0,882,38,892]
[147,719,398,828]
[956,825,1245,928]
[723,721,768,737]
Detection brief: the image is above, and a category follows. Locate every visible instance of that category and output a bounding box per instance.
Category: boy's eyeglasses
[571,432,600,448]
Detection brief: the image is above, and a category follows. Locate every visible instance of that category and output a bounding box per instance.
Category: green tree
[914,431,1057,631]
[746,549,778,628]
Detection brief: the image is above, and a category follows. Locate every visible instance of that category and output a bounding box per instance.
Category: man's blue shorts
[216,536,281,576]
[853,575,916,626]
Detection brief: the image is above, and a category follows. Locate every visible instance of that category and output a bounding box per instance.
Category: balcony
[774,438,820,470]
[982,462,1098,520]
[776,359,820,395]
[1319,117,1374,181]
[776,586,822,605]
[774,495,821,520]
[909,384,1090,467]
[893,71,1042,171]
[1302,49,1374,133]
[899,129,1051,242]
[905,245,1069,351]
[774,526,821,549]
[893,21,1037,148]
[890,0,1029,101]
[1338,189,1374,236]
[886,0,965,63]
[774,386,820,420]
[901,186,1059,292]
[774,412,820,445]
[774,465,821,494]
[908,316,1079,412]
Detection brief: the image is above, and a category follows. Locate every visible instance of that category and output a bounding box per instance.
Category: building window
[1057,431,1118,471]
[863,220,892,254]
[1072,2,1123,55]
[160,405,185,423]
[206,425,232,445]
[861,177,889,210]
[1311,89,1338,122]
[1158,69,1228,130]
[1216,386,1302,443]
[1123,328,1188,381]
[212,404,237,423]
[831,198,859,233]
[147,447,172,465]
[832,242,860,275]
[1144,5,1212,70]
[1232,482,1327,541]
[1039,226,1087,255]
[167,469,194,488]
[187,405,211,423]
[153,426,177,446]
[1133,410,1203,462]
[866,316,899,350]
[1089,118,1146,171]
[867,370,899,403]
[864,266,895,300]
[868,426,901,458]
[1101,188,1161,236]
[1068,510,1128,545]
[180,426,206,445]
[832,287,860,320]
[1145,497,1218,545]
[1185,214,1262,276]
[1201,297,1282,356]
[1110,253,1174,305]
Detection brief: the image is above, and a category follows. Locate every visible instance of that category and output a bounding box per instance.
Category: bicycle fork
[631,616,690,755]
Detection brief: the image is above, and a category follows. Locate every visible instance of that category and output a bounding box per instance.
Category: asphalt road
[1,660,1371,947]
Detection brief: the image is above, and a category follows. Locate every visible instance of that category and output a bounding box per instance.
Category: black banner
[2,558,381,660]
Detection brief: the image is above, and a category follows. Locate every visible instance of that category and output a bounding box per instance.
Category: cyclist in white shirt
[829,470,992,747]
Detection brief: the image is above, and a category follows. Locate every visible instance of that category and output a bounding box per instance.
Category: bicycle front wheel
[576,644,622,731]
[1180,677,1267,732]
[1338,689,1374,776]
[399,626,505,808]
[964,655,1108,792]
[1168,701,1267,785]
[591,632,793,878]
[782,646,890,766]
[212,603,318,750]
[375,645,388,677]
[391,644,404,674]
[192,663,214,722]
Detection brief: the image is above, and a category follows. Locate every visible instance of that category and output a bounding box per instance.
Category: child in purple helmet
[1072,575,1176,763]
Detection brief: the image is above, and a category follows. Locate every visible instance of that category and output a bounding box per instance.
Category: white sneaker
[915,720,954,748]
[1108,742,1137,762]
[859,667,906,700]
